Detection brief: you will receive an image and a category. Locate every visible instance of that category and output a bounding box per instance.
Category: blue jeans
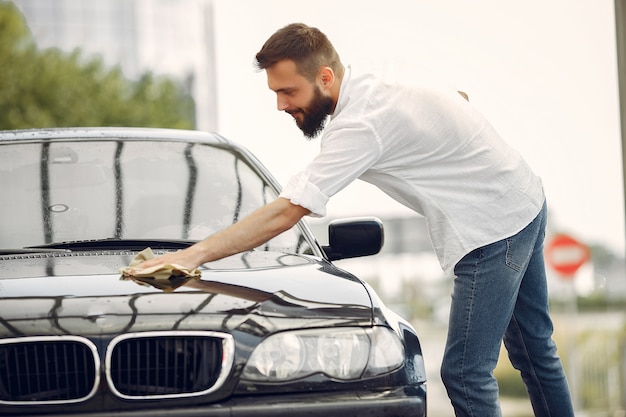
[440,202,574,417]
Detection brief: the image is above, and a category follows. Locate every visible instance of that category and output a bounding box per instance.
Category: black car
[0,127,427,416]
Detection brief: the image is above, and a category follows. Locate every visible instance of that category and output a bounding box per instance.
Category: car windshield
[0,138,314,254]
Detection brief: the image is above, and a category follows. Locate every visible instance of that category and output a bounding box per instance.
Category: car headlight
[241,327,404,382]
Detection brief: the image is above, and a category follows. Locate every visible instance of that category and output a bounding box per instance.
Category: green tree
[0,2,195,130]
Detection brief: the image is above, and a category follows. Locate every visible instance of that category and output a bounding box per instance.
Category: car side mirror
[322,217,384,261]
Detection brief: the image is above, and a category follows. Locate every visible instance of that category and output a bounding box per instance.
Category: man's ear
[318,67,335,91]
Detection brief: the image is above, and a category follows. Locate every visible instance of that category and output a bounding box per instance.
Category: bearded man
[132,23,574,417]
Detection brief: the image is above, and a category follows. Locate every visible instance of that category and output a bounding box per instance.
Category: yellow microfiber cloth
[119,247,201,292]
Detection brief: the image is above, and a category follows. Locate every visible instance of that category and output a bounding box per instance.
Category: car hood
[0,250,374,338]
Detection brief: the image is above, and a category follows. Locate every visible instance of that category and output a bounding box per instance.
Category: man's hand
[125,198,310,275]
[128,246,204,274]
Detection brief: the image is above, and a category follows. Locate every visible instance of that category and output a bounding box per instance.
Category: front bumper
[19,386,426,417]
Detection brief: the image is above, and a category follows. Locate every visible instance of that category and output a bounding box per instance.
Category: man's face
[266,60,334,139]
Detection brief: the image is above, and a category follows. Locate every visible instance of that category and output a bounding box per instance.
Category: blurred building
[12,0,218,131]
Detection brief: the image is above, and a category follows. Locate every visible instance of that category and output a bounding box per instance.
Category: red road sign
[545,233,590,278]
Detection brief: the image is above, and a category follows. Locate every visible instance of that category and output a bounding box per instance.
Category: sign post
[545,233,590,412]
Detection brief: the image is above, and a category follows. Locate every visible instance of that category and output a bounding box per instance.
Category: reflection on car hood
[0,250,373,338]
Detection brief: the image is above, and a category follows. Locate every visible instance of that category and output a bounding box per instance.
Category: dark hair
[255,23,343,81]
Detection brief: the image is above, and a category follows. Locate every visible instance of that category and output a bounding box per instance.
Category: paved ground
[414,319,534,417]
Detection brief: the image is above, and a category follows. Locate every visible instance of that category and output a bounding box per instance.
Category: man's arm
[130,198,310,272]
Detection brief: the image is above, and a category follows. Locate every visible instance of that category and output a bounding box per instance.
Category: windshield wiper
[0,248,72,255]
[24,238,197,251]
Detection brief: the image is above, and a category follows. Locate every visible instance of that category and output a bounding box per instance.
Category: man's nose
[277,96,289,111]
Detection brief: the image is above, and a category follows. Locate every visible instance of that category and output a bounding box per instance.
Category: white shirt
[280,67,545,271]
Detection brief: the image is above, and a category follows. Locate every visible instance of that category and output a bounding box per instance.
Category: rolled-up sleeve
[279,124,382,218]
[279,171,329,217]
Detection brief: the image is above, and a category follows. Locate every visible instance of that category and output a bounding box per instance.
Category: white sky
[209,0,625,253]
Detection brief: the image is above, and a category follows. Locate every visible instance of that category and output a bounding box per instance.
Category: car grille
[0,331,234,405]
[106,331,235,400]
[0,336,100,405]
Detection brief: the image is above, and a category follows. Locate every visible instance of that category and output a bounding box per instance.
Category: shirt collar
[330,65,351,120]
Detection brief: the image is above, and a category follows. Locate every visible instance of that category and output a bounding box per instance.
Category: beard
[289,86,334,139]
